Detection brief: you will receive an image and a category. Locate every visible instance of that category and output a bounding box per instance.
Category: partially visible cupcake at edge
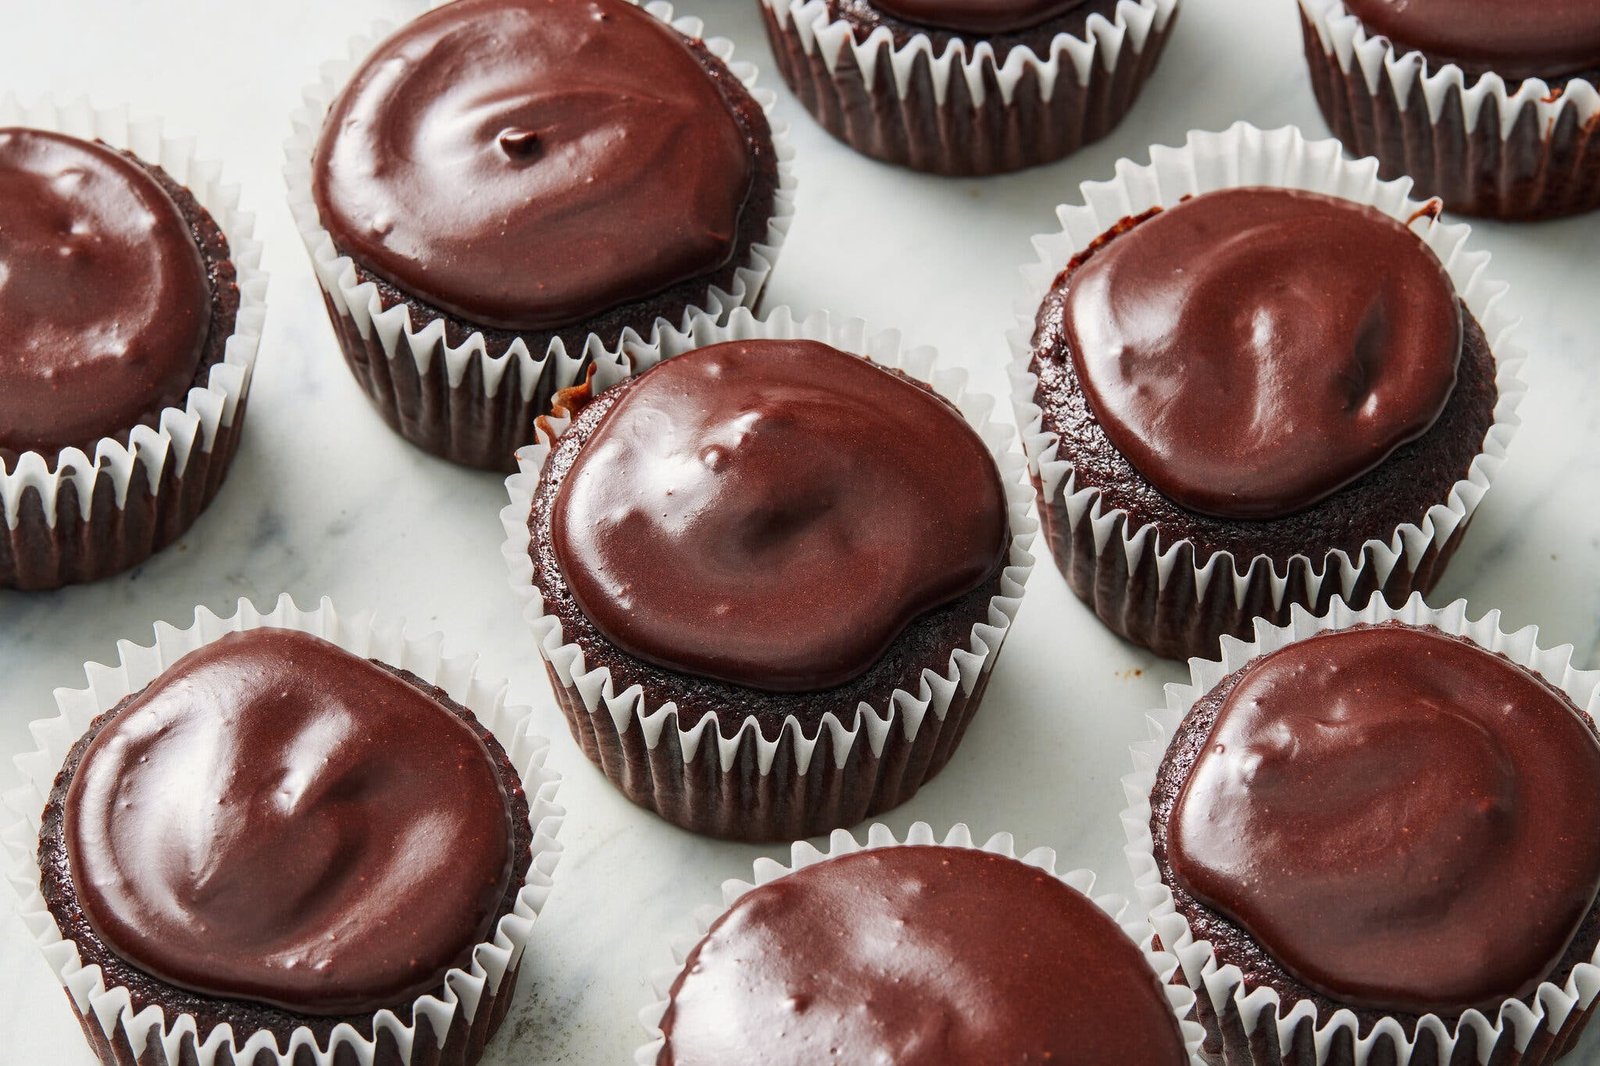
[1014,125,1521,661]
[292,0,790,470]
[1,112,261,590]
[503,311,1033,841]
[760,0,1178,174]
[1127,599,1600,1064]
[1300,0,1600,218]
[640,825,1202,1064]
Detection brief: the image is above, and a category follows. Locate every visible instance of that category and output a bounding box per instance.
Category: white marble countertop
[3,0,1598,1062]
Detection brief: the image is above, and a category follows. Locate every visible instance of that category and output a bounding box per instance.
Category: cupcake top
[658,845,1189,1065]
[1343,0,1600,81]
[0,127,210,456]
[869,0,1089,35]
[1062,186,1461,521]
[63,628,516,1016]
[1167,623,1600,1015]
[312,0,754,332]
[549,339,1009,692]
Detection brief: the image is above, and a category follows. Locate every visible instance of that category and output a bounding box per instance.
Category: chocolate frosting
[1169,624,1600,1014]
[312,0,753,332]
[660,845,1188,1065]
[870,0,1088,35]
[550,339,1008,692]
[0,128,209,456]
[1064,187,1461,521]
[64,628,514,1016]
[1344,0,1600,81]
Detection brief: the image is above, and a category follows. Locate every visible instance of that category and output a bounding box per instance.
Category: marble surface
[3,0,1599,1062]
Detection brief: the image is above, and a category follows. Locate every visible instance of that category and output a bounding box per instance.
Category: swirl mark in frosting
[1062,187,1463,520]
[550,339,1009,692]
[1169,624,1600,1013]
[64,628,514,1016]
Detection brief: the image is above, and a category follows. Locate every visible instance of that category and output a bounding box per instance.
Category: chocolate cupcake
[1300,0,1600,219]
[638,822,1204,1063]
[1124,594,1600,1066]
[760,0,1177,174]
[1011,123,1524,662]
[502,308,1034,842]
[0,102,264,591]
[3,597,563,1066]
[287,0,793,472]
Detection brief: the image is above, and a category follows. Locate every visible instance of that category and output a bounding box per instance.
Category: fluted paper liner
[760,0,1178,174]
[635,821,1207,1063]
[501,306,1036,841]
[285,0,796,471]
[1,595,565,1066]
[1300,0,1600,219]
[0,96,266,591]
[1009,122,1526,662]
[1122,593,1600,1066]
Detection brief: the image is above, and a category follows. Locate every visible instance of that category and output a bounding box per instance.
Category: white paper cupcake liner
[760,0,1178,174]
[501,305,1036,841]
[1122,592,1600,1066]
[0,96,266,591]
[1,595,565,1066]
[1299,0,1600,219]
[1008,121,1526,662]
[285,0,796,472]
[635,820,1207,1063]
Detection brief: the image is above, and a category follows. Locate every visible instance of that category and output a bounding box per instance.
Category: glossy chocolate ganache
[312,0,755,332]
[658,845,1190,1065]
[1165,624,1600,1015]
[1343,0,1600,82]
[57,628,516,1016]
[1062,186,1462,522]
[0,128,210,456]
[549,339,1009,693]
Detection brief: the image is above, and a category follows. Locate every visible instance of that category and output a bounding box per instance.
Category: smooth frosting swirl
[0,128,209,456]
[311,0,754,332]
[550,339,1009,692]
[1169,624,1600,1013]
[1063,187,1462,520]
[64,628,514,1016]
[1344,0,1600,81]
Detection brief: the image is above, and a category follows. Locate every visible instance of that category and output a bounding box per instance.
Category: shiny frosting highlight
[64,628,514,1016]
[0,128,209,456]
[1169,624,1600,1014]
[311,0,753,332]
[659,845,1189,1065]
[871,0,1089,35]
[551,339,1009,692]
[1344,0,1600,80]
[1064,187,1462,521]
